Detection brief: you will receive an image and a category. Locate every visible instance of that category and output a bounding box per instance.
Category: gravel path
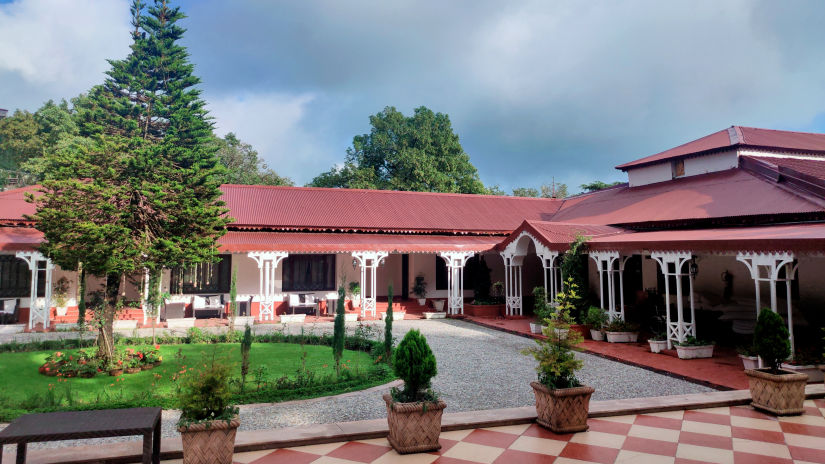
[2,319,713,450]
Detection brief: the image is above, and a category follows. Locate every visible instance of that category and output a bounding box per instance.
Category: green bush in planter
[754,308,790,374]
[391,329,438,403]
[522,306,584,389]
[533,287,552,322]
[178,354,238,427]
[584,306,608,329]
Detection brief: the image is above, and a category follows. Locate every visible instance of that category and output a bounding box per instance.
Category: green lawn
[0,342,383,418]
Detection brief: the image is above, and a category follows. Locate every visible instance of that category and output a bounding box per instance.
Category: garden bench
[0,407,161,464]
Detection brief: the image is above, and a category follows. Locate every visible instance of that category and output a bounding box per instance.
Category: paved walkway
[462,316,750,390]
[162,398,825,464]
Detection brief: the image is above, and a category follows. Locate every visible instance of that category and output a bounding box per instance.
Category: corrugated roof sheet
[588,223,825,253]
[745,155,825,181]
[0,185,37,224]
[617,126,825,170]
[0,227,43,251]
[497,220,624,252]
[218,231,502,253]
[551,169,824,226]
[221,184,562,233]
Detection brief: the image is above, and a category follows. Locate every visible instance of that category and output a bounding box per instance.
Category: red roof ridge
[220,183,562,202]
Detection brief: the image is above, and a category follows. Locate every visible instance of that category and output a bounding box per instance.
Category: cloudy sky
[2,0,825,192]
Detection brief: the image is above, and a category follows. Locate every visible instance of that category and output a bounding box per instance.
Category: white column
[651,251,694,349]
[538,252,560,304]
[438,251,475,315]
[590,251,621,320]
[15,251,53,330]
[247,251,288,321]
[351,251,388,318]
[618,256,630,321]
[500,252,523,316]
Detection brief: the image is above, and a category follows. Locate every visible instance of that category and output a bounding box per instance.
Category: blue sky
[2,0,825,192]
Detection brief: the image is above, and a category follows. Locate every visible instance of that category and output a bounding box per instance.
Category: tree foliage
[385,284,393,363]
[522,289,584,389]
[333,286,346,374]
[310,106,486,194]
[580,180,622,193]
[754,308,791,374]
[392,329,438,402]
[560,235,589,322]
[32,0,228,362]
[511,183,568,198]
[213,132,293,186]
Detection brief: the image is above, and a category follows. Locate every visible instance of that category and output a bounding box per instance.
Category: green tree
[0,110,40,171]
[385,284,393,363]
[511,182,568,198]
[33,0,228,362]
[392,329,438,402]
[213,133,293,186]
[240,324,252,392]
[579,180,622,193]
[310,106,486,194]
[560,236,589,322]
[229,269,238,332]
[754,308,791,374]
[333,286,346,374]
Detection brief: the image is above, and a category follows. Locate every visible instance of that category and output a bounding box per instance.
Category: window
[672,159,685,178]
[282,254,335,292]
[0,256,45,298]
[435,255,479,290]
[170,255,232,294]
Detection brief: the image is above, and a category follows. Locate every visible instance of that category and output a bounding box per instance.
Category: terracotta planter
[676,344,714,359]
[124,367,141,374]
[589,329,604,341]
[648,340,667,354]
[179,417,240,464]
[141,363,154,371]
[383,394,446,454]
[605,331,638,343]
[530,381,594,433]
[109,368,123,377]
[739,354,759,370]
[745,368,808,415]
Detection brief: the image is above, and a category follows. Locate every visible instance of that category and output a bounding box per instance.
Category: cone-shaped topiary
[754,308,791,374]
[392,329,438,402]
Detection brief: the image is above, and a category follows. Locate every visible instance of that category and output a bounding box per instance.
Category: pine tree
[385,284,393,363]
[333,286,346,375]
[33,0,228,363]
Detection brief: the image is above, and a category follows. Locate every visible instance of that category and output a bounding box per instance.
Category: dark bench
[0,407,161,464]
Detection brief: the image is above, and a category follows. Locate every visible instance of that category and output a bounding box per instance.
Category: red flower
[154,344,160,350]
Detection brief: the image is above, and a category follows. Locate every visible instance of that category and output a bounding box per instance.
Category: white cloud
[0,0,130,107]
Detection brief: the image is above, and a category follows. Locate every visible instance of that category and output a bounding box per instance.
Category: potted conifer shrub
[412,274,428,306]
[523,305,594,433]
[674,336,715,359]
[737,340,759,370]
[348,281,361,308]
[648,332,668,353]
[178,356,240,463]
[745,308,808,416]
[584,306,608,341]
[384,329,446,454]
[530,287,551,334]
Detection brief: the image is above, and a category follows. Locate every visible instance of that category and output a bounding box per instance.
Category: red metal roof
[218,231,502,253]
[744,155,825,181]
[0,227,43,251]
[551,169,824,226]
[220,184,561,234]
[0,185,37,224]
[588,223,825,253]
[497,220,623,252]
[617,126,825,171]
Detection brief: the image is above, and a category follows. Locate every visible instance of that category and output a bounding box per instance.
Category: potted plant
[648,332,668,354]
[178,356,240,464]
[781,348,825,383]
[348,281,361,308]
[411,274,428,306]
[674,336,714,359]
[530,287,551,334]
[584,306,608,341]
[384,329,446,454]
[53,276,72,317]
[737,344,759,370]
[745,309,808,416]
[522,304,594,433]
[603,318,639,343]
[432,299,445,312]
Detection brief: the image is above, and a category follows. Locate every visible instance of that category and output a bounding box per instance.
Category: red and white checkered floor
[166,399,825,464]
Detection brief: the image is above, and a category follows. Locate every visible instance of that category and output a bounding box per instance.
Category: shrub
[348,281,360,299]
[674,336,712,347]
[391,329,437,402]
[533,287,551,322]
[333,286,345,374]
[754,308,790,374]
[603,318,639,333]
[186,327,209,344]
[553,278,581,325]
[240,325,252,392]
[385,284,393,363]
[411,274,427,299]
[584,306,608,329]
[522,305,583,389]
[177,354,238,426]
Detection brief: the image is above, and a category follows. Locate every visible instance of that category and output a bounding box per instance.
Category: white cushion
[2,300,14,314]
[192,296,207,309]
[289,294,300,306]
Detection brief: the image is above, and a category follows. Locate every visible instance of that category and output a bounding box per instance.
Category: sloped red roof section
[220,184,561,233]
[497,220,623,252]
[0,185,38,224]
[218,231,502,253]
[588,223,825,253]
[617,126,825,171]
[0,227,43,251]
[744,155,825,181]
[551,169,824,226]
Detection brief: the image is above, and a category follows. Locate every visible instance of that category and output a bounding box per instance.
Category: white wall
[626,162,673,187]
[626,150,738,187]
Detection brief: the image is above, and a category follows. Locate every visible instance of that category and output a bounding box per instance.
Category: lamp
[689,259,698,279]
[352,258,358,270]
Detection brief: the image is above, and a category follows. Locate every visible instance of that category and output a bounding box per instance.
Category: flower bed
[40,346,163,378]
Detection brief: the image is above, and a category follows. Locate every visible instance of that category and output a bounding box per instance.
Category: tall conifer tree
[33,0,228,362]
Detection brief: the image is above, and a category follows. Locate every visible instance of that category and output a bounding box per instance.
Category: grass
[0,341,390,420]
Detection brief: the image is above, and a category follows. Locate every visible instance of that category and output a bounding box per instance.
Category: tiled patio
[166,398,825,464]
[462,316,750,390]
